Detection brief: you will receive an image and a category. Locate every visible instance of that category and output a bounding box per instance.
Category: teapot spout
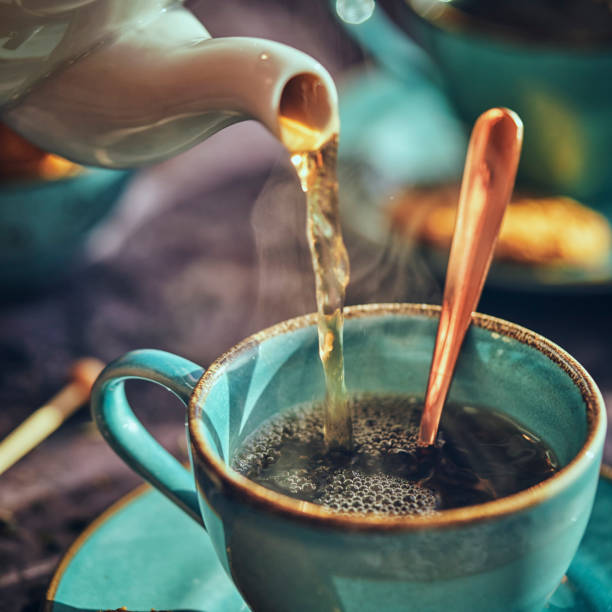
[3,7,339,167]
[187,37,340,154]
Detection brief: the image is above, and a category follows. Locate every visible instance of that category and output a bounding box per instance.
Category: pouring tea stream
[418,107,523,446]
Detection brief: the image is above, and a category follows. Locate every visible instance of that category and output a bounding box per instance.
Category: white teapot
[0,1,339,167]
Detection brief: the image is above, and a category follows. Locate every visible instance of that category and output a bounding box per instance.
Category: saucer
[337,68,612,293]
[44,484,249,612]
[45,471,612,612]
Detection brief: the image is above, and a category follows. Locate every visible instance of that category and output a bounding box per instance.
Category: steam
[338,159,442,306]
[346,230,442,306]
[250,158,315,330]
[249,154,442,332]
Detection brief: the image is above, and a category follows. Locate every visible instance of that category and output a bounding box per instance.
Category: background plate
[338,68,612,293]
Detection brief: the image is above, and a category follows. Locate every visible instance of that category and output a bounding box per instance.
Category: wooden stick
[0,358,105,475]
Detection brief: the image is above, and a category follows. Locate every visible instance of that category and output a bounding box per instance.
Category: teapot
[0,1,339,167]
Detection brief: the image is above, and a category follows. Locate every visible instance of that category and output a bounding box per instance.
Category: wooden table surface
[1,2,611,611]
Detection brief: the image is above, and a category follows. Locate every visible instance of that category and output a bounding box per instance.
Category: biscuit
[388,185,612,267]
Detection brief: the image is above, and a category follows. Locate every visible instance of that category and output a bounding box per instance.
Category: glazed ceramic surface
[341,3,612,203]
[413,22,612,203]
[91,304,606,612]
[44,473,612,612]
[0,168,131,288]
[1,1,338,167]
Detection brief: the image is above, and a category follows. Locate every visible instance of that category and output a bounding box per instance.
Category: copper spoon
[418,108,523,447]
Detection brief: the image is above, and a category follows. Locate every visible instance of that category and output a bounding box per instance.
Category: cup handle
[91,349,205,527]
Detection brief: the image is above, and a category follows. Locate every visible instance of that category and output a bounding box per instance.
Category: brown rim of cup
[188,303,606,532]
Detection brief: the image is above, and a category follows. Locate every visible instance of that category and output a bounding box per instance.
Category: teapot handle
[91,349,205,526]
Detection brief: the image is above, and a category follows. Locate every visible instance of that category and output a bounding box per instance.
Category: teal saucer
[44,472,612,612]
[44,484,249,612]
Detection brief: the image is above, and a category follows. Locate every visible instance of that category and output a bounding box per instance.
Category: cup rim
[188,303,606,532]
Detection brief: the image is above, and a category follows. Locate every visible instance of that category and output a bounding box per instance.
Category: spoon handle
[418,108,523,447]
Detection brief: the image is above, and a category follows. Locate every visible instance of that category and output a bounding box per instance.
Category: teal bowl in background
[0,168,131,291]
[342,1,612,204]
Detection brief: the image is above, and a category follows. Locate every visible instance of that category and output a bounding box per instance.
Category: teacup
[91,303,606,612]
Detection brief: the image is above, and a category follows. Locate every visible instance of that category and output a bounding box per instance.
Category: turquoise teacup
[91,303,606,612]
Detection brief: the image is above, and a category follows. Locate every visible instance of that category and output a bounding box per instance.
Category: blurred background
[1,0,612,609]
